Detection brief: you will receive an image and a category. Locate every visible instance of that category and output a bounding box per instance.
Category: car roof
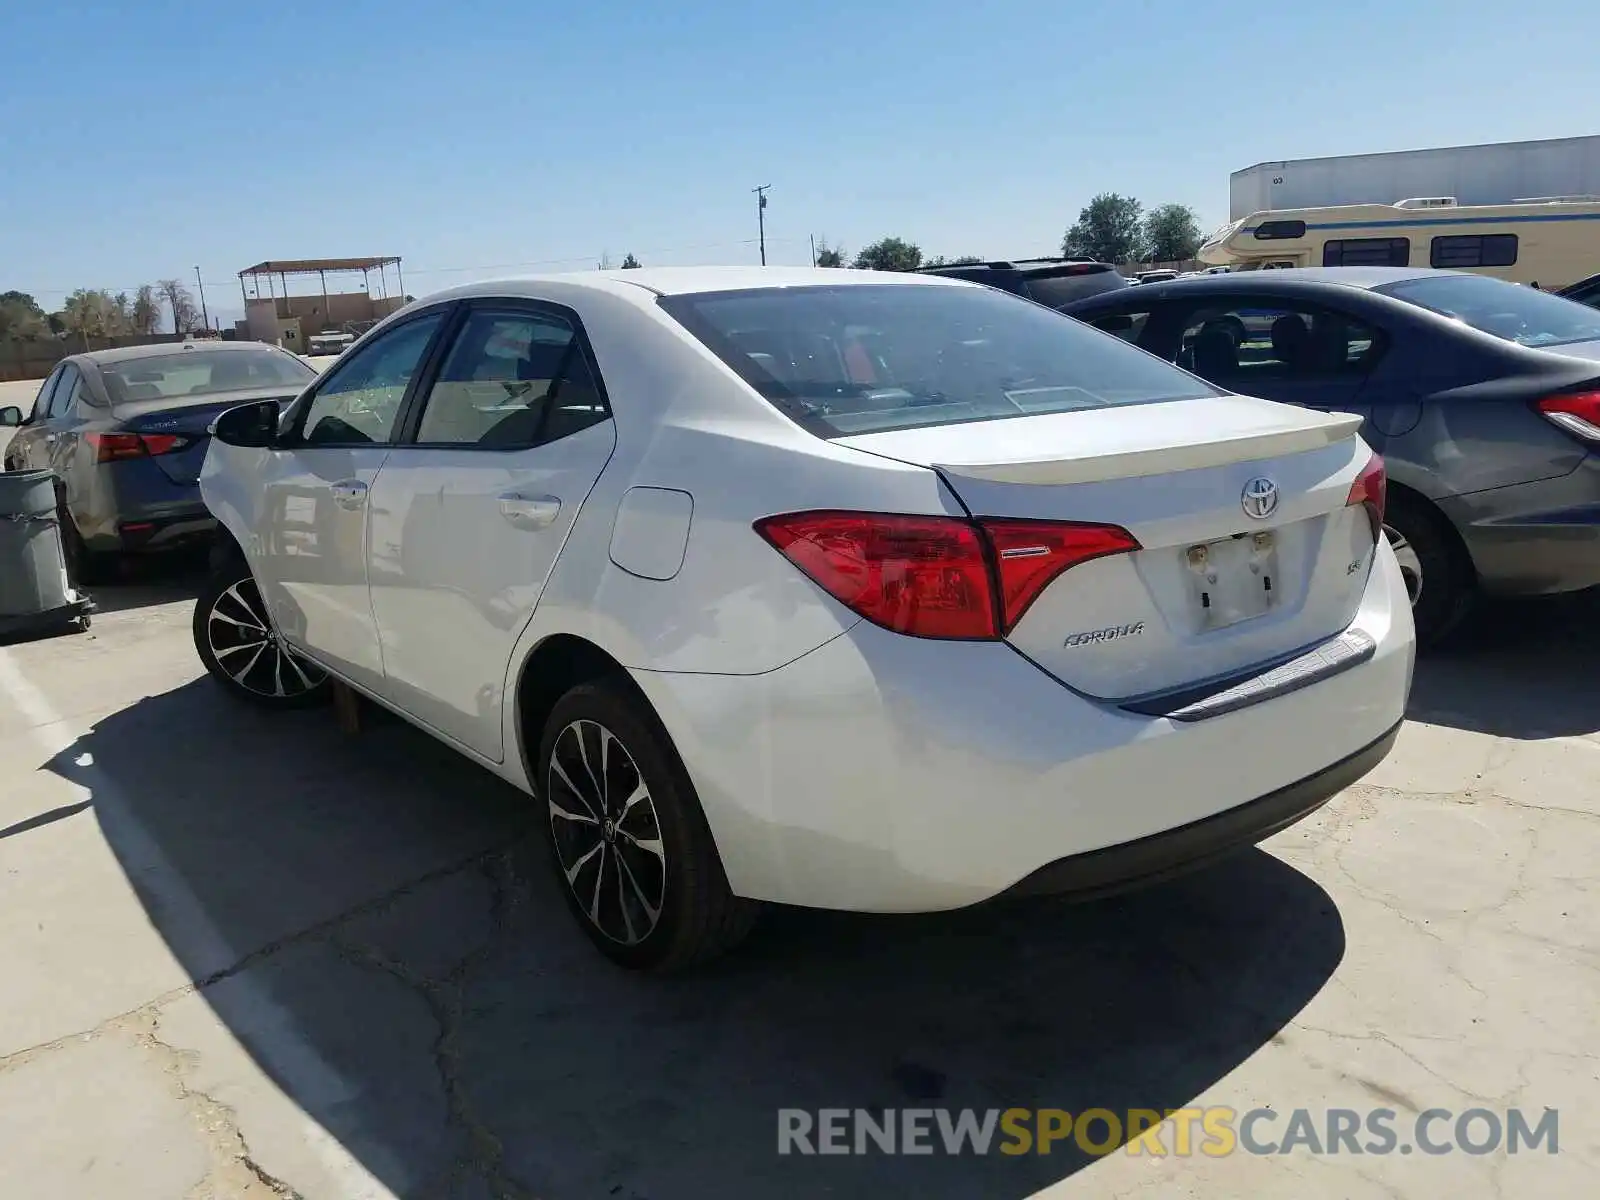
[1064,266,1454,310]
[73,340,290,368]
[421,266,969,308]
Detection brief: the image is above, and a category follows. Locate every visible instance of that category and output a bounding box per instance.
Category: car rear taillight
[86,432,185,463]
[1536,390,1600,445]
[754,510,1139,639]
[1345,451,1386,538]
[979,518,1140,633]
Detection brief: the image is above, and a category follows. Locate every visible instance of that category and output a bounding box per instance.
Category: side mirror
[0,406,22,428]
[1095,315,1135,333]
[210,399,282,448]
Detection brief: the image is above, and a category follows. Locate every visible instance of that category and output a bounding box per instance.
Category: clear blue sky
[3,0,1596,323]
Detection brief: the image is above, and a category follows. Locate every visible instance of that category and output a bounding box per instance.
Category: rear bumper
[1001,721,1399,900]
[75,459,214,555]
[631,540,1414,912]
[1442,453,1600,596]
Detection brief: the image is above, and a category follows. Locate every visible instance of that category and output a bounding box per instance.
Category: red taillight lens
[1346,451,1386,538]
[1536,390,1600,444]
[85,432,184,463]
[755,511,996,638]
[754,510,1140,639]
[979,518,1140,633]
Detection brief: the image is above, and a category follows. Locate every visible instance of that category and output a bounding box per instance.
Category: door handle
[498,492,561,530]
[330,480,368,509]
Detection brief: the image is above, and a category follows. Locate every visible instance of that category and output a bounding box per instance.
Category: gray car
[0,342,317,581]
[1063,267,1600,645]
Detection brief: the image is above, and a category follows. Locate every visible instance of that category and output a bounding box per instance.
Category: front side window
[300,312,445,445]
[658,284,1219,438]
[1087,309,1152,344]
[413,309,608,447]
[30,368,62,422]
[1378,273,1600,347]
[1175,301,1382,384]
[1323,238,1411,268]
[49,366,82,419]
[1430,234,1518,269]
[100,347,315,404]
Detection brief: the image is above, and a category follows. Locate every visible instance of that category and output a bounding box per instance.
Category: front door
[365,302,616,759]
[249,310,449,693]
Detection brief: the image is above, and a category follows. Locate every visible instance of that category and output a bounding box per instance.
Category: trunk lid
[114,387,298,485]
[837,395,1378,698]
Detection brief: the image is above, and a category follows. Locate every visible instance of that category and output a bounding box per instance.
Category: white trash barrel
[0,469,93,637]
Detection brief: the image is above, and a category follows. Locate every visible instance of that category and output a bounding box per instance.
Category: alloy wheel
[547,719,667,946]
[206,578,327,699]
[1384,524,1423,608]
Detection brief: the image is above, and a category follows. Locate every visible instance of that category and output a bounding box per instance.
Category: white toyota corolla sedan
[195,267,1415,970]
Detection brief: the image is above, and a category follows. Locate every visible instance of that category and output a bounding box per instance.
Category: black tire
[537,678,758,971]
[1385,495,1475,649]
[192,560,331,709]
[61,518,121,587]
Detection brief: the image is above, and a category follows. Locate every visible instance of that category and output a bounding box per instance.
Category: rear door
[248,309,451,693]
[364,301,616,760]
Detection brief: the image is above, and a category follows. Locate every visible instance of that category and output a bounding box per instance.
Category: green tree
[813,239,846,268]
[132,284,162,335]
[620,253,642,269]
[0,290,47,338]
[924,255,984,268]
[1144,203,1203,263]
[157,279,199,332]
[852,237,923,272]
[60,288,125,336]
[1063,194,1147,265]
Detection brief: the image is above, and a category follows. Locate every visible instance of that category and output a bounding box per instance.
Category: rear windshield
[102,347,316,403]
[658,283,1217,437]
[1024,267,1129,309]
[1377,274,1600,348]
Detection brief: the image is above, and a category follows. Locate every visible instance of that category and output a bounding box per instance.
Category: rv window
[1252,220,1307,240]
[1430,234,1518,269]
[1323,238,1411,268]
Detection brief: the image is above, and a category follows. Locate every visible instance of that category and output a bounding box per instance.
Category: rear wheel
[1384,495,1474,648]
[537,679,758,971]
[193,561,330,708]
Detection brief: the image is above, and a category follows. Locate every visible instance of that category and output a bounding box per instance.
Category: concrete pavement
[0,566,1596,1199]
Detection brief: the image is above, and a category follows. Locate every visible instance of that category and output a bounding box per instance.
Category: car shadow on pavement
[1406,590,1600,738]
[76,552,208,616]
[47,680,1345,1200]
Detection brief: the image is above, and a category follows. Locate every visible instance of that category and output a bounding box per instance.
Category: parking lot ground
[1,566,1597,1200]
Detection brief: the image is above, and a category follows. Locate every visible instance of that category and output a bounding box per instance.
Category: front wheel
[537,679,758,971]
[192,561,331,708]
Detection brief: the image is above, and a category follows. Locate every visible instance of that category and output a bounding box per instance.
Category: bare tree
[157,278,199,333]
[132,284,162,336]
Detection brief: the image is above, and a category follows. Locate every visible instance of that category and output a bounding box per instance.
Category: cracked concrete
[1,566,1597,1199]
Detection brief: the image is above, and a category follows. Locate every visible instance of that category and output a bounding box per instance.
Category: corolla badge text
[1063,621,1145,648]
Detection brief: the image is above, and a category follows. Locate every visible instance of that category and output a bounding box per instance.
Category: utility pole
[810,234,817,267]
[753,185,770,266]
[194,266,210,332]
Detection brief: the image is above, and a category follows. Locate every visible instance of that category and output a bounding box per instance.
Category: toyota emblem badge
[1241,477,1279,520]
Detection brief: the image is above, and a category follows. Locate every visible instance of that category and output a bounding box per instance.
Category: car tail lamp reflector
[1345,452,1386,538]
[86,432,184,462]
[1536,390,1600,445]
[754,511,1140,639]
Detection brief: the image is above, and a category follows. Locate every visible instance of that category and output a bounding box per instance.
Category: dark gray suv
[917,257,1130,308]
[1063,267,1600,645]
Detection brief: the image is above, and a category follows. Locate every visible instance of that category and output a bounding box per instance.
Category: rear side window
[1324,238,1410,267]
[1430,234,1518,269]
[49,366,83,418]
[1378,272,1600,348]
[658,284,1219,438]
[1175,302,1383,384]
[1253,220,1307,240]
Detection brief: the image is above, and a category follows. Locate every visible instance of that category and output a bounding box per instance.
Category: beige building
[236,257,407,351]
